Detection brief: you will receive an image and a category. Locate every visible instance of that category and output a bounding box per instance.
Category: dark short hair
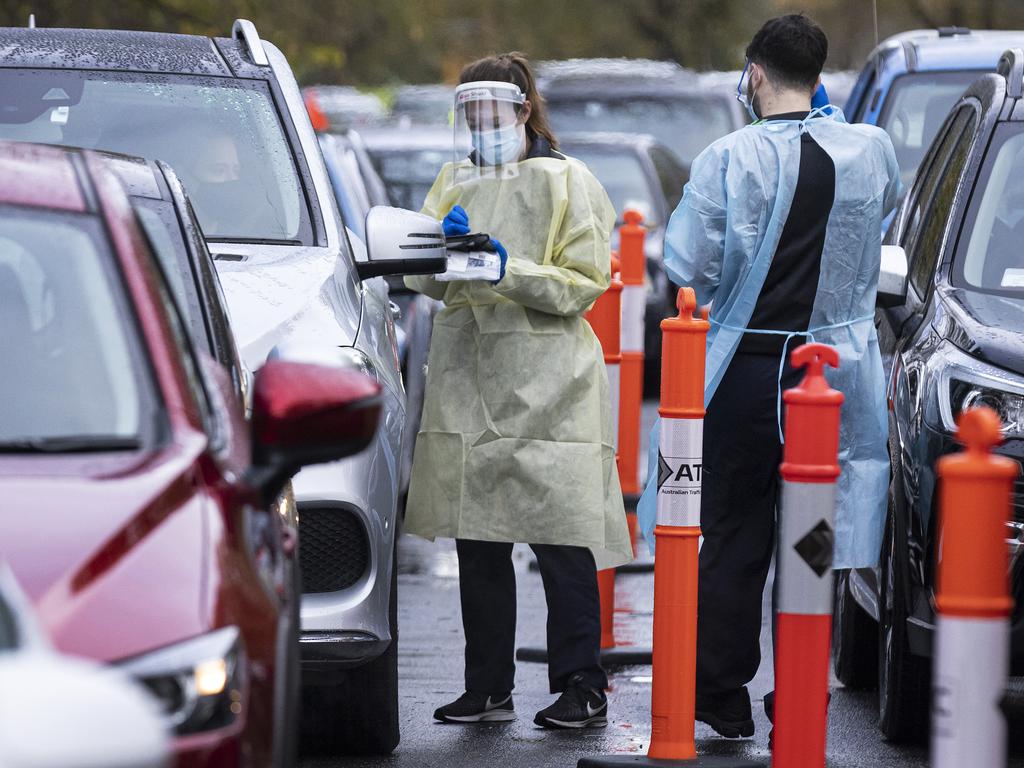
[745,13,828,92]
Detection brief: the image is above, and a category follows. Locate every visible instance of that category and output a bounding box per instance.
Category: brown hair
[459,52,558,150]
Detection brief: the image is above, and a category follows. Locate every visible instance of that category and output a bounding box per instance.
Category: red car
[0,141,382,767]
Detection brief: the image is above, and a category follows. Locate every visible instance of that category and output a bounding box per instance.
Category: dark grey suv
[832,48,1024,743]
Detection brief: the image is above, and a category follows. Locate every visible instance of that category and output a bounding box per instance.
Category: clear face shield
[453,81,527,184]
[736,59,759,122]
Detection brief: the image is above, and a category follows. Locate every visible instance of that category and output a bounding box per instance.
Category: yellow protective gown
[404,154,632,570]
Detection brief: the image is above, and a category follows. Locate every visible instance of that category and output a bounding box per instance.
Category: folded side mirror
[355,205,448,281]
[248,360,382,502]
[877,244,909,308]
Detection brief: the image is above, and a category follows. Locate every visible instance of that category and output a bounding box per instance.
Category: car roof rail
[998,48,1024,99]
[937,26,971,37]
[231,19,269,67]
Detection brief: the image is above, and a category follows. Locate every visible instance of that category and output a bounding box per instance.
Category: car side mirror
[247,359,382,502]
[877,244,909,308]
[0,655,169,768]
[355,206,448,281]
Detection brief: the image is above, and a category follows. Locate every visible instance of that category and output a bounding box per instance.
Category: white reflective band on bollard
[656,418,702,528]
[777,481,835,615]
[932,615,1009,768]
[621,285,645,353]
[607,363,620,451]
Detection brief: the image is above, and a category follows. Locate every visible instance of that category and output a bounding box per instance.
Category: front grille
[299,505,370,594]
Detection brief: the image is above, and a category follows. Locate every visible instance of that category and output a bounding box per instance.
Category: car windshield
[370,147,447,211]
[0,207,148,449]
[956,125,1024,296]
[566,146,659,225]
[547,95,733,164]
[878,70,982,187]
[0,70,309,244]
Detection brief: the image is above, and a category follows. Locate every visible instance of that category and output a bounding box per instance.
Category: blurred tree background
[2,0,1024,85]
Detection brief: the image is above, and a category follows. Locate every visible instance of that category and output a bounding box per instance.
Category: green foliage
[3,0,1024,85]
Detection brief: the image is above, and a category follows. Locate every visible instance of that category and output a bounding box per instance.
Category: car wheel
[833,569,878,690]
[300,543,400,756]
[877,505,928,742]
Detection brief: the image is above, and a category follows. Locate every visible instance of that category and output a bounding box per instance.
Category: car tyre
[832,569,878,690]
[300,543,400,756]
[877,494,929,742]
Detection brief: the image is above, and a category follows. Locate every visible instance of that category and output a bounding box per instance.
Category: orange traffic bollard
[646,287,708,761]
[303,89,331,133]
[519,254,650,668]
[618,209,646,504]
[579,289,760,767]
[772,344,843,768]
[931,407,1017,768]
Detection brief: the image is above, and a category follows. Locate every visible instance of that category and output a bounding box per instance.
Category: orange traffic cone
[931,407,1017,768]
[579,289,762,768]
[618,209,646,507]
[772,344,843,768]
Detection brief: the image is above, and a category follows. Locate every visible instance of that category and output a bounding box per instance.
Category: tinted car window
[850,65,877,123]
[955,123,1024,295]
[547,95,733,164]
[648,145,688,211]
[135,201,207,347]
[904,107,977,296]
[878,70,982,187]
[566,146,660,225]
[135,195,244,401]
[371,148,447,211]
[0,70,310,244]
[0,208,149,446]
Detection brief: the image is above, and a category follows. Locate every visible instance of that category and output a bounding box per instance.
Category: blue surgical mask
[736,60,760,122]
[472,122,524,166]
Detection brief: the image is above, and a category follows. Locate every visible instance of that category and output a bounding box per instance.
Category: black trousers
[456,538,608,695]
[696,352,801,695]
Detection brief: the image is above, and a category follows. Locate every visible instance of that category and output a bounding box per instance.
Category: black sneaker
[695,687,755,738]
[534,672,608,729]
[433,691,516,723]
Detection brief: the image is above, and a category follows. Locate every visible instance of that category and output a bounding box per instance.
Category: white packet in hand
[435,250,502,282]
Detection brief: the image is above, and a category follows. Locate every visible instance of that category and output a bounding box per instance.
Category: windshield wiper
[0,435,141,453]
[209,237,303,248]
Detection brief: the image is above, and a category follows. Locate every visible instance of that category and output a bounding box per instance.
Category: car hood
[210,243,362,370]
[0,439,214,663]
[942,286,1024,376]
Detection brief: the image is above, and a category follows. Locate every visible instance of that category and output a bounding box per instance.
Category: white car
[0,566,168,768]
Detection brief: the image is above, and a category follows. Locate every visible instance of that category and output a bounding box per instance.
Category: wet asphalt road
[301,404,1024,768]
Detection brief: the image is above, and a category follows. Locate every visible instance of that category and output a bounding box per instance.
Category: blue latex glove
[489,238,508,283]
[812,83,831,111]
[442,205,470,237]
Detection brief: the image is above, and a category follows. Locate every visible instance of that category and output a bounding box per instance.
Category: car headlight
[939,348,1024,439]
[118,627,246,736]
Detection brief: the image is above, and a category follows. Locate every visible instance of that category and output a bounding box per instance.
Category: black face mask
[192,179,249,235]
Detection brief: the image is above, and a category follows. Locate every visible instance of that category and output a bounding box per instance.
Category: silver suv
[0,19,445,755]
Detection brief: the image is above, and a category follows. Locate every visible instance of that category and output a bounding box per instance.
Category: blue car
[846,27,1024,189]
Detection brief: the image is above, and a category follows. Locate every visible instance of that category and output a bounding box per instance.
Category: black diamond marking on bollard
[657,452,673,489]
[793,519,834,577]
